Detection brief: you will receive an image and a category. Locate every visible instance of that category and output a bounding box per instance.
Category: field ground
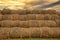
[1,38,60,40]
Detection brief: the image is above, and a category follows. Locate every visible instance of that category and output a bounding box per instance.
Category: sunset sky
[0,0,60,11]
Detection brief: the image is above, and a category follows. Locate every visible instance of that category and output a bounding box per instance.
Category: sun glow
[0,0,59,10]
[0,0,38,10]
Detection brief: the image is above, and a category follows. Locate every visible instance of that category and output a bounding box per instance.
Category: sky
[0,0,60,11]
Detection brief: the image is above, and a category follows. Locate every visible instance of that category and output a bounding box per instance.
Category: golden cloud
[0,0,59,10]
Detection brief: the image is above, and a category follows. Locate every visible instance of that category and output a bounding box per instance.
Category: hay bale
[19,15,27,21]
[9,27,21,38]
[36,14,45,20]
[0,14,3,21]
[55,20,60,26]
[44,14,52,20]
[27,14,36,20]
[0,28,10,39]
[18,21,29,28]
[28,20,39,27]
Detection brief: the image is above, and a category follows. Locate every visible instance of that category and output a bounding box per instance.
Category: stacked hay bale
[0,9,60,39]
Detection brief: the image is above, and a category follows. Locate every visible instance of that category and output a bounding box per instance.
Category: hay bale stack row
[0,20,58,27]
[0,10,60,39]
[0,14,60,20]
[0,27,60,39]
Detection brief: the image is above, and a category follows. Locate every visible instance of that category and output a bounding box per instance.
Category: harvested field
[0,27,60,38]
[0,20,57,27]
[1,14,60,20]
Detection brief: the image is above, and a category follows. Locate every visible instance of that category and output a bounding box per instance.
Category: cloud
[28,0,60,11]
[0,0,60,11]
[40,1,60,9]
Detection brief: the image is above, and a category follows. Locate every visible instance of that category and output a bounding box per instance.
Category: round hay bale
[36,14,45,20]
[0,14,3,21]
[55,20,60,27]
[20,28,31,38]
[2,15,10,20]
[19,15,27,21]
[18,21,29,28]
[44,14,52,20]
[27,14,36,20]
[9,27,21,38]
[28,20,39,27]
[30,28,40,38]
[8,14,20,20]
[0,28,10,39]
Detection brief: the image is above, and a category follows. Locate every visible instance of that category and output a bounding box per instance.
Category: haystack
[0,20,57,27]
[0,27,60,38]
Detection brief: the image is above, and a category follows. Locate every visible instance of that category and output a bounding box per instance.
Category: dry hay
[28,20,39,27]
[50,14,60,20]
[2,13,60,20]
[0,20,28,27]
[40,27,60,38]
[0,27,60,38]
[36,14,45,20]
[0,14,3,21]
[0,20,57,27]
[27,14,60,20]
[26,14,36,20]
[2,14,20,20]
[0,20,19,27]
[18,15,27,21]
[44,14,60,20]
[18,21,29,28]
[28,20,56,27]
[55,20,60,27]
[0,28,10,39]
[38,20,57,27]
[2,14,27,21]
